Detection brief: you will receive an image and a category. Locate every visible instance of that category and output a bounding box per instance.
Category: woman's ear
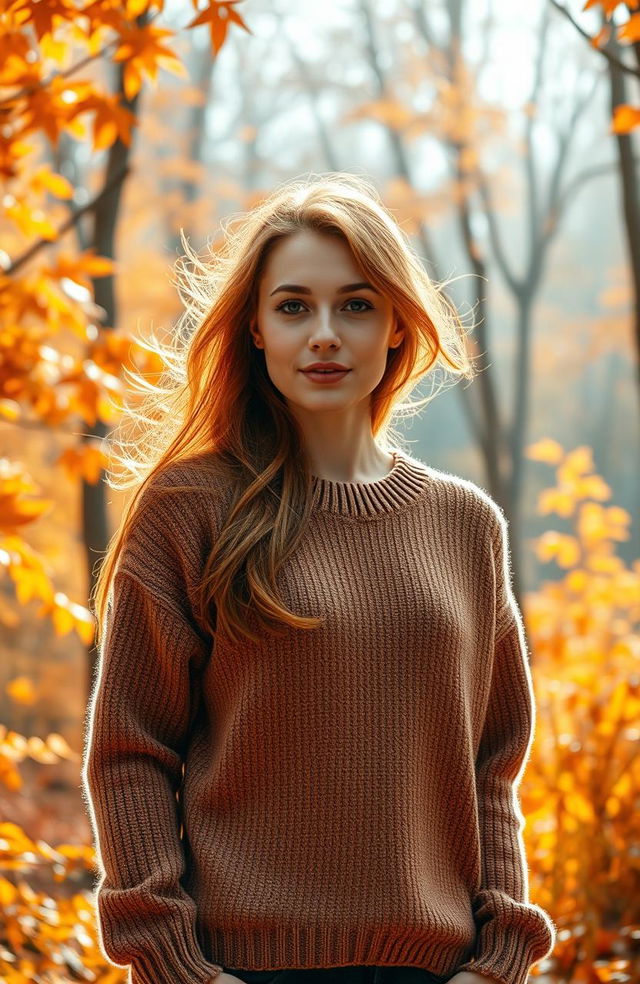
[389,316,404,350]
[249,319,262,348]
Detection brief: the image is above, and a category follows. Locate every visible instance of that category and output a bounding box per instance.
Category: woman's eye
[276,300,305,315]
[275,299,373,315]
[344,299,372,313]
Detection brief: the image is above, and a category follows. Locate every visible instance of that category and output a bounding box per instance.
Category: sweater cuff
[455,888,556,984]
[99,909,224,984]
[130,948,222,984]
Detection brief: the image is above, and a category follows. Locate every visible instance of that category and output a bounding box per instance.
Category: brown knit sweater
[81,448,556,984]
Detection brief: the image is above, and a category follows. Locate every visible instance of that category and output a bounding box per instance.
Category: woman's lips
[300,369,352,384]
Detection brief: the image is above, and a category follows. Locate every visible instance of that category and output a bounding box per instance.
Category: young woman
[81,173,555,984]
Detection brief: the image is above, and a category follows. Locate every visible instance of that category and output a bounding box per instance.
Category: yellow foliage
[5,676,36,706]
[519,442,640,983]
[0,2,249,976]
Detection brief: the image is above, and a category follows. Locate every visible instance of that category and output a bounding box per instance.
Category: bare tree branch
[535,63,601,256]
[556,158,639,216]
[548,0,640,79]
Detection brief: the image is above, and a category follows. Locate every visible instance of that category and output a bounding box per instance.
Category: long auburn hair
[92,171,479,648]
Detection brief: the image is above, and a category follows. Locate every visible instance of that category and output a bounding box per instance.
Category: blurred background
[0,1,638,982]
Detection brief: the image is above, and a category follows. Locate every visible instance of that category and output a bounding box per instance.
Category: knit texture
[81,448,556,984]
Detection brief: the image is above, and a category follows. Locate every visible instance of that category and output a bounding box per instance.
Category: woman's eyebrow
[269,282,380,296]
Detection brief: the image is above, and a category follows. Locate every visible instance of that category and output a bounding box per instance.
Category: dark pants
[222,966,452,984]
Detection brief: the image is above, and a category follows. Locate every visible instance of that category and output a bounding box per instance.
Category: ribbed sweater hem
[203,926,474,976]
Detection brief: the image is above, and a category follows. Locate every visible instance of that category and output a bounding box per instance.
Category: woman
[81,173,556,984]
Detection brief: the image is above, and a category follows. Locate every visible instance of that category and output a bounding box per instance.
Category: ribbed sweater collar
[310,448,430,519]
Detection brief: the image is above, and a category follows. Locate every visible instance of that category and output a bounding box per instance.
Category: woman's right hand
[216,972,250,984]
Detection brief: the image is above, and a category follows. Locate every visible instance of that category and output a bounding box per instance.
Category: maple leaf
[18,0,77,43]
[112,23,187,99]
[186,0,252,54]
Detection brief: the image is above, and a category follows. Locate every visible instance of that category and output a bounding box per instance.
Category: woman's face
[252,229,403,416]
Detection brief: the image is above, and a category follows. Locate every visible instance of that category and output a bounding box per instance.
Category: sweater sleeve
[456,509,556,984]
[81,485,223,984]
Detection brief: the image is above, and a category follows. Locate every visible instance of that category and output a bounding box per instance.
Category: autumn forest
[0,1,639,983]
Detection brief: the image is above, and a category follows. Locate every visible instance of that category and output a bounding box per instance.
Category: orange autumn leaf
[618,13,640,42]
[5,676,37,706]
[113,23,188,100]
[582,0,640,15]
[90,92,137,150]
[187,0,252,54]
[612,104,640,134]
[3,198,58,240]
[29,165,74,200]
[56,443,109,484]
[0,467,53,535]
[44,249,118,288]
[0,399,21,422]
